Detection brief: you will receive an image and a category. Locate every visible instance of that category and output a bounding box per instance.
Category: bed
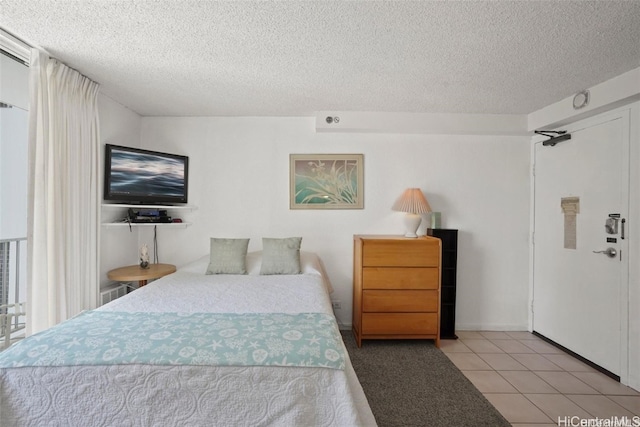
[0,250,376,426]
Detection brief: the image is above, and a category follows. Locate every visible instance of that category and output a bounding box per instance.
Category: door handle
[592,247,617,258]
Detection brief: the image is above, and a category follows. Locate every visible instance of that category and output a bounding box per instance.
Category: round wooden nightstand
[107,263,176,287]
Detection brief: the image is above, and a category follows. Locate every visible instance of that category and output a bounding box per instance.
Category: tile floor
[441,331,640,426]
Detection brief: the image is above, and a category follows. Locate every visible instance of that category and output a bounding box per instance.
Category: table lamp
[392,188,432,238]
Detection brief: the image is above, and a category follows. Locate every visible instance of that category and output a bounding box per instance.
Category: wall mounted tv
[104,144,189,205]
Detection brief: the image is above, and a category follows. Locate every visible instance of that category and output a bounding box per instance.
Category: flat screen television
[104,144,189,205]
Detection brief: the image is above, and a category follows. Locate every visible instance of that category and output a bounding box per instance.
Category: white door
[533,111,629,376]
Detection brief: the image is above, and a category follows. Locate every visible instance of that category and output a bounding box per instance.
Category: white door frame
[529,105,632,385]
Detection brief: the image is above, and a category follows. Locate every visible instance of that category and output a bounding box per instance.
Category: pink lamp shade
[392,188,432,237]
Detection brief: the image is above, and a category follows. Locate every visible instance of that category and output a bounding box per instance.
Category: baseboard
[455,323,529,332]
[340,322,529,332]
[338,322,352,331]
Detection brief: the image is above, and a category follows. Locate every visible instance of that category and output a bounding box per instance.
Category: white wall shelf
[101,203,197,227]
[102,221,192,228]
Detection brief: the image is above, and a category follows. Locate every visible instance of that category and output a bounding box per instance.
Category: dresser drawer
[362,240,439,267]
[363,290,438,312]
[362,313,438,335]
[363,267,438,290]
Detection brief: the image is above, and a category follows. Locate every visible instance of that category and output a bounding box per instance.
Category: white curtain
[27,49,100,335]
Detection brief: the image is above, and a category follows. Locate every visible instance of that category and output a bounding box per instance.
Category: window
[0,41,29,347]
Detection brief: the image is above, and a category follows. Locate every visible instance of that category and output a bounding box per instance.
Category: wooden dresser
[352,235,441,348]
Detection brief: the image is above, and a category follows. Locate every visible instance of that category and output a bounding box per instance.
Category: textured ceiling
[1,1,639,117]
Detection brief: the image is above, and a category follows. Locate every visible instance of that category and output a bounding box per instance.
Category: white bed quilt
[0,268,376,426]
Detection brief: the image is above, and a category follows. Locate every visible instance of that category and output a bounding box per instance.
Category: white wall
[98,95,142,286]
[139,116,531,329]
[631,103,640,390]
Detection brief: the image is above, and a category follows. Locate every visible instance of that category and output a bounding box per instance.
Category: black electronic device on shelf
[127,208,172,223]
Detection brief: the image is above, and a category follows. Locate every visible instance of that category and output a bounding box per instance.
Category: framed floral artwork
[290,154,364,209]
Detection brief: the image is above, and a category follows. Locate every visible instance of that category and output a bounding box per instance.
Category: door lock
[592,247,617,258]
[606,214,620,234]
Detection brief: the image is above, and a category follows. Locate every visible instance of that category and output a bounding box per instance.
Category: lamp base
[402,213,422,238]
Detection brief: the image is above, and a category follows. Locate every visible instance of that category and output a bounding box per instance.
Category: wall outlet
[331,300,342,310]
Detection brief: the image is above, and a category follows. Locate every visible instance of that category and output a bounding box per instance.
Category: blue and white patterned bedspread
[0,311,345,370]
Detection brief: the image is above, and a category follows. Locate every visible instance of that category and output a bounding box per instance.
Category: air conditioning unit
[100,282,131,305]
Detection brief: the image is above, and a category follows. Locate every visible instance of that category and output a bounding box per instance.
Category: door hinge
[531,231,535,245]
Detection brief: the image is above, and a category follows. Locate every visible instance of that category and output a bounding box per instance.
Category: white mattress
[0,255,376,426]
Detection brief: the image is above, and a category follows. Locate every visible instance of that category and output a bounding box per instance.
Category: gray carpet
[341,331,511,427]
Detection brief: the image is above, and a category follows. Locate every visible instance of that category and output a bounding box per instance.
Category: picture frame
[290,154,364,209]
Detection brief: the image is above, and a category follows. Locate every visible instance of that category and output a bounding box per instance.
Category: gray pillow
[260,237,302,275]
[206,238,250,274]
